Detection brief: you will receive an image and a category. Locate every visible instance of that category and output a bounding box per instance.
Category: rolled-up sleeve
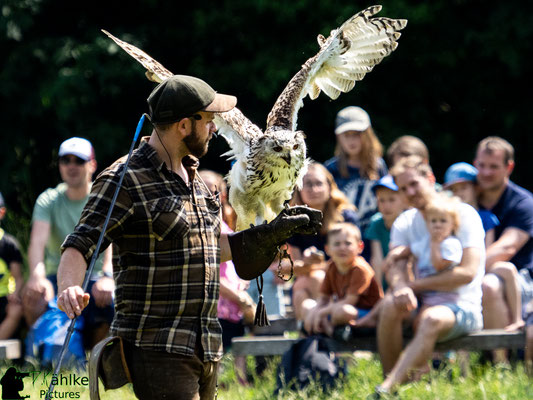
[61,164,134,266]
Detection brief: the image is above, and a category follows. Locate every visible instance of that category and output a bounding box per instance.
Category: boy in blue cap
[365,175,405,292]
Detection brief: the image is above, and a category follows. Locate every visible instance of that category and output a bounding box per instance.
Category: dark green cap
[147,75,237,124]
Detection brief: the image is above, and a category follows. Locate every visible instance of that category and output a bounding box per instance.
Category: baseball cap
[335,106,371,135]
[58,137,94,161]
[372,174,398,194]
[443,162,478,188]
[147,75,237,124]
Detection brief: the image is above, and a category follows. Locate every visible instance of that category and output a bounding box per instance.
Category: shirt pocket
[148,197,189,241]
[203,196,221,237]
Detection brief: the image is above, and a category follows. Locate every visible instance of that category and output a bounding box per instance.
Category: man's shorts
[436,303,483,343]
[518,268,533,323]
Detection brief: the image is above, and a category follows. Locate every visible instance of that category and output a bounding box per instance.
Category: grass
[1,353,531,399]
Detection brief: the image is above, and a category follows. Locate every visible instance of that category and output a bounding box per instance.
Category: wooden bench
[232,329,526,357]
[0,339,21,360]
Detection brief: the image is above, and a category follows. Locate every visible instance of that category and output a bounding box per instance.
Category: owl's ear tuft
[295,130,306,139]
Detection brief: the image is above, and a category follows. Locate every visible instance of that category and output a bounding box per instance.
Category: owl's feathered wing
[101,29,262,154]
[266,5,407,131]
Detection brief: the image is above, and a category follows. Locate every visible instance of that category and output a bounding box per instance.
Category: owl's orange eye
[273,146,283,152]
[293,144,299,150]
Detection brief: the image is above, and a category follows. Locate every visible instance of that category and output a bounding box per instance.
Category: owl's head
[260,128,306,166]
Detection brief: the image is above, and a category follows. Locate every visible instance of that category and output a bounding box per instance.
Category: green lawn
[1,353,531,399]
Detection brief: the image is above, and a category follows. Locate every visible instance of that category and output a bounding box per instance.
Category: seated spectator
[324,106,388,261]
[286,162,359,320]
[0,192,24,340]
[474,137,533,360]
[22,137,114,352]
[373,156,485,396]
[366,175,405,292]
[303,223,382,336]
[386,135,429,167]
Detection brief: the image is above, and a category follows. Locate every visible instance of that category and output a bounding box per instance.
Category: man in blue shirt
[475,137,533,360]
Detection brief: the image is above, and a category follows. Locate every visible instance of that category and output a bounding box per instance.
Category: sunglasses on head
[59,155,87,166]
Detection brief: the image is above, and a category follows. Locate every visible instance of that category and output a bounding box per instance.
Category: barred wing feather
[266,5,407,131]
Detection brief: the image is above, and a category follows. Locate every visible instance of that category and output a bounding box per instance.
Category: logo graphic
[0,367,29,400]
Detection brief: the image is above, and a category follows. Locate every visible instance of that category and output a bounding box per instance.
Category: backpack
[274,335,346,395]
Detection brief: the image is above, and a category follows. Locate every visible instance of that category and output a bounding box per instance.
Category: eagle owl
[102,5,407,231]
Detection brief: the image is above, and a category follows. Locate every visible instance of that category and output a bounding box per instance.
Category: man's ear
[0,207,5,221]
[506,160,515,177]
[176,118,192,138]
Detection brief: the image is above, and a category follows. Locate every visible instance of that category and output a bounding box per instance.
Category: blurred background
[1,0,532,249]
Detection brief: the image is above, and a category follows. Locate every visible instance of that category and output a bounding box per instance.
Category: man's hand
[23,276,55,305]
[57,286,90,319]
[392,285,418,313]
[91,276,115,308]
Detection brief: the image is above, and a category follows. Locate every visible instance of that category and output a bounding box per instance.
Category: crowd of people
[0,74,531,399]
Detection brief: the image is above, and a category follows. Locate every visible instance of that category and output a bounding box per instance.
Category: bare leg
[526,324,533,377]
[482,273,512,362]
[489,262,524,331]
[381,305,455,392]
[0,298,22,340]
[292,272,325,320]
[377,294,410,375]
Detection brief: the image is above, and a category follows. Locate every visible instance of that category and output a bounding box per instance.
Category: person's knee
[416,310,449,338]
[482,273,505,305]
[331,304,356,325]
[490,262,518,280]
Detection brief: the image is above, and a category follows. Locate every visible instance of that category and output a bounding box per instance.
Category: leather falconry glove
[228,205,322,326]
[228,205,323,280]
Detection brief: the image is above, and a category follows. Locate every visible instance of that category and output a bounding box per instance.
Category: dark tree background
[1,0,532,248]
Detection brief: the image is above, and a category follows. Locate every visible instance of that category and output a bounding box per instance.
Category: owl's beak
[281,153,291,165]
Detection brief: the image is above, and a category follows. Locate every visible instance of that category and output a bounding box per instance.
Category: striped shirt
[62,138,223,361]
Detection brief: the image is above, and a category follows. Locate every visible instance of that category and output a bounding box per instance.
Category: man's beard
[183,123,209,158]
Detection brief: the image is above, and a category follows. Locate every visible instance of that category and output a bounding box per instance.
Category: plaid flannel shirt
[62,138,223,361]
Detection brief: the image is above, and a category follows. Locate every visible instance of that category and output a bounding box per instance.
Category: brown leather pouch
[89,336,132,400]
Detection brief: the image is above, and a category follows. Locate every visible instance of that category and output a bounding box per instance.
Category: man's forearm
[57,247,88,293]
[410,247,481,293]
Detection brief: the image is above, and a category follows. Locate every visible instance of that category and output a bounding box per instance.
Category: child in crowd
[365,175,405,292]
[444,162,524,332]
[324,106,387,261]
[287,162,359,320]
[303,223,382,336]
[0,193,24,340]
[400,194,463,305]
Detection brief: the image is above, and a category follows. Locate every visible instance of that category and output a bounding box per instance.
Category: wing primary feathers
[266,5,407,132]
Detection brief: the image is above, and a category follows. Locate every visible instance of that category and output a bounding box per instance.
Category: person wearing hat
[365,175,405,292]
[324,106,388,262]
[56,75,321,400]
[23,137,114,343]
[0,192,24,340]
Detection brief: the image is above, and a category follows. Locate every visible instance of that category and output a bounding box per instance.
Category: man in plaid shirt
[56,75,321,400]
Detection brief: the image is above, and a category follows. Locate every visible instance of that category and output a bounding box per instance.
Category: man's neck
[478,180,508,210]
[66,182,91,201]
[148,132,190,184]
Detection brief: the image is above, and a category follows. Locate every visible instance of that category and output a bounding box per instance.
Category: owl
[102,5,407,231]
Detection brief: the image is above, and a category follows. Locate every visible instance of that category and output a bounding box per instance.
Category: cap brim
[335,121,370,135]
[203,93,237,113]
[443,178,472,189]
[58,150,91,161]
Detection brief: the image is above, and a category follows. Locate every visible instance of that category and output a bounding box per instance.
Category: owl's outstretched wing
[102,30,263,151]
[266,5,407,131]
[102,30,172,83]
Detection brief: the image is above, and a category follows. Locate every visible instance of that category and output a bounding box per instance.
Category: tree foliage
[1,0,532,224]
